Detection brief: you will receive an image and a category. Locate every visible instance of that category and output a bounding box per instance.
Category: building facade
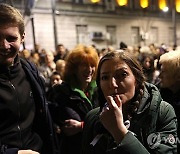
[10,0,180,51]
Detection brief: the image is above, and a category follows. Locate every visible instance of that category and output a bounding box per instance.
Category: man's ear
[21,32,25,42]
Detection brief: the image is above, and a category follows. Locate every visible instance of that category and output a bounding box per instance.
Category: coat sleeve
[107,101,177,154]
[82,109,150,154]
[0,146,18,154]
[107,131,150,154]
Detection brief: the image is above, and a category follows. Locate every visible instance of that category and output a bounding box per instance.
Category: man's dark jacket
[0,57,60,154]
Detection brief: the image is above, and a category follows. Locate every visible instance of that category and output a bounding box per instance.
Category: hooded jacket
[0,57,59,154]
[81,83,177,154]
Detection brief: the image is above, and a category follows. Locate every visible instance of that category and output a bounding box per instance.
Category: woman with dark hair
[81,50,177,154]
[48,44,99,154]
[139,53,156,83]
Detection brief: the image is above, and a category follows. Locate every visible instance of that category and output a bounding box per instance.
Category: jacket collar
[0,55,21,80]
[137,82,162,114]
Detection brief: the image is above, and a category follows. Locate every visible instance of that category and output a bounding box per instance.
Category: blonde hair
[159,51,180,77]
[56,59,66,79]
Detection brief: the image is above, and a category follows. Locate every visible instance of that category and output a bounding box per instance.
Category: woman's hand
[18,150,40,154]
[62,119,82,136]
[99,95,128,144]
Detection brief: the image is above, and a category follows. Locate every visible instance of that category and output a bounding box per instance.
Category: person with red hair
[48,44,99,154]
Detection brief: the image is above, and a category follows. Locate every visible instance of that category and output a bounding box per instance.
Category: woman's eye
[122,72,128,77]
[101,75,109,81]
[115,72,128,79]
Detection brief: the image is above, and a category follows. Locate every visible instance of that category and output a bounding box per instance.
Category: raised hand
[99,95,128,144]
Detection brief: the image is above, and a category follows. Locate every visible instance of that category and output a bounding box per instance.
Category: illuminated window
[140,0,149,8]
[90,0,101,3]
[116,0,128,6]
[175,0,180,13]
[158,0,167,11]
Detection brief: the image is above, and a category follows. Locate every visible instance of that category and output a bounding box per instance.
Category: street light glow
[163,6,169,12]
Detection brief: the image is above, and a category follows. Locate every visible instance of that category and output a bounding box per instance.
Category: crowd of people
[0,3,179,154]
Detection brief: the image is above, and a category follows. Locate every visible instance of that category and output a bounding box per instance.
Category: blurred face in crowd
[143,57,151,69]
[0,25,24,66]
[57,45,66,56]
[159,64,175,88]
[32,53,40,62]
[77,62,96,88]
[50,74,62,86]
[56,60,66,75]
[100,58,136,105]
[22,49,31,59]
[45,51,54,63]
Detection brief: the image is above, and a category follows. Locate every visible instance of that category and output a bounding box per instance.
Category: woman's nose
[111,77,118,88]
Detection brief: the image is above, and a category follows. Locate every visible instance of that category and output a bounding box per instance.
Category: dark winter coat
[81,83,177,154]
[159,88,180,153]
[48,81,98,154]
[0,57,59,154]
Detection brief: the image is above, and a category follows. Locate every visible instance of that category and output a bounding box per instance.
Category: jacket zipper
[140,128,145,145]
[9,80,22,148]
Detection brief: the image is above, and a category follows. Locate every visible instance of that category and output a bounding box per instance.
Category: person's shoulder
[153,100,177,132]
[50,82,71,98]
[20,58,37,71]
[159,101,176,119]
[88,107,100,114]
[145,82,159,91]
[143,82,162,105]
[86,107,100,119]
[144,82,162,100]
[84,107,100,129]
[53,82,70,91]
